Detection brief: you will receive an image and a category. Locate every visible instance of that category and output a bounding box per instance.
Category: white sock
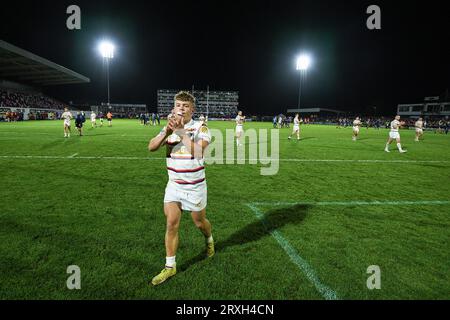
[166,256,176,268]
[385,143,389,150]
[206,235,214,244]
[397,143,403,151]
[236,138,240,146]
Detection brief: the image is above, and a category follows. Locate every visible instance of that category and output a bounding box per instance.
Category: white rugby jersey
[294,117,300,125]
[236,115,244,126]
[62,112,72,122]
[390,120,400,132]
[353,119,361,126]
[90,113,96,121]
[415,120,423,129]
[162,119,211,186]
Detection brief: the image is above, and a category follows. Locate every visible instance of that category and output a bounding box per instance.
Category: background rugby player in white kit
[415,117,424,142]
[288,113,302,141]
[61,107,72,138]
[352,117,362,141]
[90,111,97,128]
[385,115,407,153]
[235,111,245,146]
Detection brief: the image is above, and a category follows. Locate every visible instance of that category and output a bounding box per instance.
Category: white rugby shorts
[389,131,400,139]
[164,181,207,212]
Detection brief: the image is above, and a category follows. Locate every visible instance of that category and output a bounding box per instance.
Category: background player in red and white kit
[90,111,97,128]
[148,91,214,286]
[415,117,424,142]
[385,115,407,153]
[288,114,302,140]
[199,114,206,126]
[235,111,245,146]
[61,107,72,138]
[352,117,362,141]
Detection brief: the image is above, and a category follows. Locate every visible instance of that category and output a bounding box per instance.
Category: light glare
[98,41,115,59]
[296,54,311,71]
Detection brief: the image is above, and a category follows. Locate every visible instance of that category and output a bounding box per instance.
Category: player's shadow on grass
[179,204,310,272]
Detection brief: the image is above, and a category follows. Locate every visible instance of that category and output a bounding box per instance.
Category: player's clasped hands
[166,111,185,136]
[167,112,184,135]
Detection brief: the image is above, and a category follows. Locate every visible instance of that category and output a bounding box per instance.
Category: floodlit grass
[0,119,449,299]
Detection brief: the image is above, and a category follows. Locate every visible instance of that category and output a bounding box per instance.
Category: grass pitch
[0,119,449,299]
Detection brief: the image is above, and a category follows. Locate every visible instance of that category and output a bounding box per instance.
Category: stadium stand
[0,40,90,121]
[0,90,65,109]
[158,89,238,118]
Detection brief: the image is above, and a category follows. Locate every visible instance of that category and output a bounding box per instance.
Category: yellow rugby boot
[151,266,176,286]
[206,240,215,258]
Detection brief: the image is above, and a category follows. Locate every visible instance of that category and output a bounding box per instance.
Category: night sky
[1,0,449,115]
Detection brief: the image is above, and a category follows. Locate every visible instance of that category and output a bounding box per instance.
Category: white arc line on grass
[0,155,449,164]
[68,153,78,158]
[246,203,339,300]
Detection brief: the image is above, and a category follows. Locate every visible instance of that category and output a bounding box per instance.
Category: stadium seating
[0,90,65,110]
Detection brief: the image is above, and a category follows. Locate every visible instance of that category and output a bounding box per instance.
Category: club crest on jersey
[167,134,181,146]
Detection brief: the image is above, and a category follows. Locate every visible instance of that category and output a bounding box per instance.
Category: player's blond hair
[174,91,196,106]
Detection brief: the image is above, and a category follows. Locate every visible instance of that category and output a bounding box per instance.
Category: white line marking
[246,199,450,299]
[68,153,78,158]
[0,155,448,164]
[246,203,338,300]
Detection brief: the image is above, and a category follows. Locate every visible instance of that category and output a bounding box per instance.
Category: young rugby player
[235,111,245,146]
[288,114,302,140]
[199,114,206,126]
[415,117,424,142]
[61,107,73,138]
[148,91,214,286]
[90,111,97,128]
[352,117,362,141]
[98,112,104,127]
[385,115,407,153]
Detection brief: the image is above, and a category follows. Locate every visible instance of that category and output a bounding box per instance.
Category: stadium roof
[0,40,90,86]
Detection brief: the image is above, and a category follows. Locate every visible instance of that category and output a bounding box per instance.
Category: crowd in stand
[0,89,67,121]
[0,90,65,110]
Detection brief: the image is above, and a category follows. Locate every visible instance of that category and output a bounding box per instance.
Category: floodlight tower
[98,41,115,106]
[296,54,311,109]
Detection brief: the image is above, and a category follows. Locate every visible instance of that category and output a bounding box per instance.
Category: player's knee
[193,219,204,229]
[166,219,180,232]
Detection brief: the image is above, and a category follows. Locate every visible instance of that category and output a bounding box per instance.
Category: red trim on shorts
[173,178,206,185]
[167,166,205,173]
